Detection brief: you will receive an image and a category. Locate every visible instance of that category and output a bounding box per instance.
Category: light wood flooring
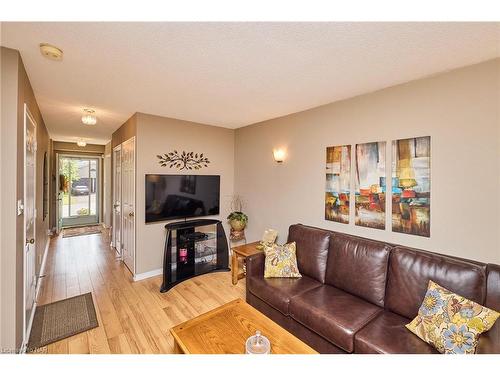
[35,229,245,354]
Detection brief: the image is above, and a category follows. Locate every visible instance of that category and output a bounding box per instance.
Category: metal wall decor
[157,150,210,170]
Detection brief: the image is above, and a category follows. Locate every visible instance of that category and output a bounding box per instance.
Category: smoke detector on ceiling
[39,43,63,61]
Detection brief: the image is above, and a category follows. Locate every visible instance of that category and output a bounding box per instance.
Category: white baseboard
[133,268,163,282]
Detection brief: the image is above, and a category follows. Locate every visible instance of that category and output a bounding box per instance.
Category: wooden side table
[231,241,263,285]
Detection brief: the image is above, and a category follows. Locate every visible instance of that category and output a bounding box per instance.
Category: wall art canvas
[392,136,430,237]
[355,141,386,229]
[325,145,351,224]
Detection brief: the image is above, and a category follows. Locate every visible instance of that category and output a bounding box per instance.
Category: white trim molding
[133,268,162,282]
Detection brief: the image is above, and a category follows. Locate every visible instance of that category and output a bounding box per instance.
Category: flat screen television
[145,174,220,223]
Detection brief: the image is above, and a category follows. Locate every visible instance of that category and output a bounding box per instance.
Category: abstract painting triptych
[325,136,430,237]
[325,145,351,224]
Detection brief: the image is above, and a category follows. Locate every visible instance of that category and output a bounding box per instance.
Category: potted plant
[227,211,248,231]
[227,195,248,240]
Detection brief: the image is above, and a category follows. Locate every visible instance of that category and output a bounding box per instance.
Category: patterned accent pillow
[406,280,500,354]
[263,242,302,278]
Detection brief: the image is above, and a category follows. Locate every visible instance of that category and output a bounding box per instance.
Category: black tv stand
[160,218,230,292]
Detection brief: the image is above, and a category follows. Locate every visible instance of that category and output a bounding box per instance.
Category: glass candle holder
[245,331,271,354]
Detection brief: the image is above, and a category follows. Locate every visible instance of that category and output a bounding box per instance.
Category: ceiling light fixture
[81,109,97,125]
[39,43,63,61]
[77,140,87,147]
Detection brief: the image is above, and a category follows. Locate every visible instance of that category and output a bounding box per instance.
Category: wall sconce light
[273,148,286,163]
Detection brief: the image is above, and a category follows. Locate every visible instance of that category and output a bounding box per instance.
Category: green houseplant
[227,211,248,231]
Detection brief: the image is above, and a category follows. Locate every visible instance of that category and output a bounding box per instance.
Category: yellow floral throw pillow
[263,242,302,278]
[406,280,500,354]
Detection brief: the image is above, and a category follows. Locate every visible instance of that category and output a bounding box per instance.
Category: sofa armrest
[246,252,265,278]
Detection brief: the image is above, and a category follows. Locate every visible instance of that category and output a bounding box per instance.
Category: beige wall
[135,112,235,274]
[1,46,20,352]
[235,58,500,264]
[1,47,51,351]
[52,141,105,154]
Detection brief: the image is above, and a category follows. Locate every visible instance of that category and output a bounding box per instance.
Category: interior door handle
[128,212,134,217]
[26,238,35,245]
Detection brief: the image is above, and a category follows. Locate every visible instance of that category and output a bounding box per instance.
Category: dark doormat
[62,225,102,238]
[28,292,99,351]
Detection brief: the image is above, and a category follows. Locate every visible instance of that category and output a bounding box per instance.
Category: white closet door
[112,145,122,255]
[121,137,135,274]
[24,104,37,345]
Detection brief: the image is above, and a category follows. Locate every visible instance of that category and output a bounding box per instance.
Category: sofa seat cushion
[289,285,382,352]
[354,311,438,354]
[247,274,321,315]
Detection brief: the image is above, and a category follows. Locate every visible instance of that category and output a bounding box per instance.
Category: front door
[59,155,100,227]
[112,145,122,255]
[24,104,37,345]
[121,137,135,274]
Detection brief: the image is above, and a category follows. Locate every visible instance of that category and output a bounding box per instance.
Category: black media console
[160,218,230,292]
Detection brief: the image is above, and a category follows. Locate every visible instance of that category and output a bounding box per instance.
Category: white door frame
[55,152,63,234]
[23,103,37,350]
[121,137,135,275]
[112,144,122,256]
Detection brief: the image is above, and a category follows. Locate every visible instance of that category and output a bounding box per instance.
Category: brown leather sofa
[246,224,500,354]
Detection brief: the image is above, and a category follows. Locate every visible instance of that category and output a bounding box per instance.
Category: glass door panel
[59,155,100,228]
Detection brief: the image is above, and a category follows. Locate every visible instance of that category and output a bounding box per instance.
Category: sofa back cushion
[325,233,391,307]
[485,264,500,311]
[386,246,487,319]
[287,224,330,283]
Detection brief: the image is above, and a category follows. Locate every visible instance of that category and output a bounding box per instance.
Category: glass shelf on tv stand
[178,233,217,244]
[170,224,218,283]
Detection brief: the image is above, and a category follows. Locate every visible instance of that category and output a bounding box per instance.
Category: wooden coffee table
[231,241,263,285]
[170,298,317,354]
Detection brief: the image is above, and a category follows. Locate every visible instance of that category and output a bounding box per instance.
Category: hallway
[36,229,245,354]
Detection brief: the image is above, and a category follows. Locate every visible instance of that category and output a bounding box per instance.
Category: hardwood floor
[35,229,245,354]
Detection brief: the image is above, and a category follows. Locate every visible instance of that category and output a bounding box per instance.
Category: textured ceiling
[1,22,499,144]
